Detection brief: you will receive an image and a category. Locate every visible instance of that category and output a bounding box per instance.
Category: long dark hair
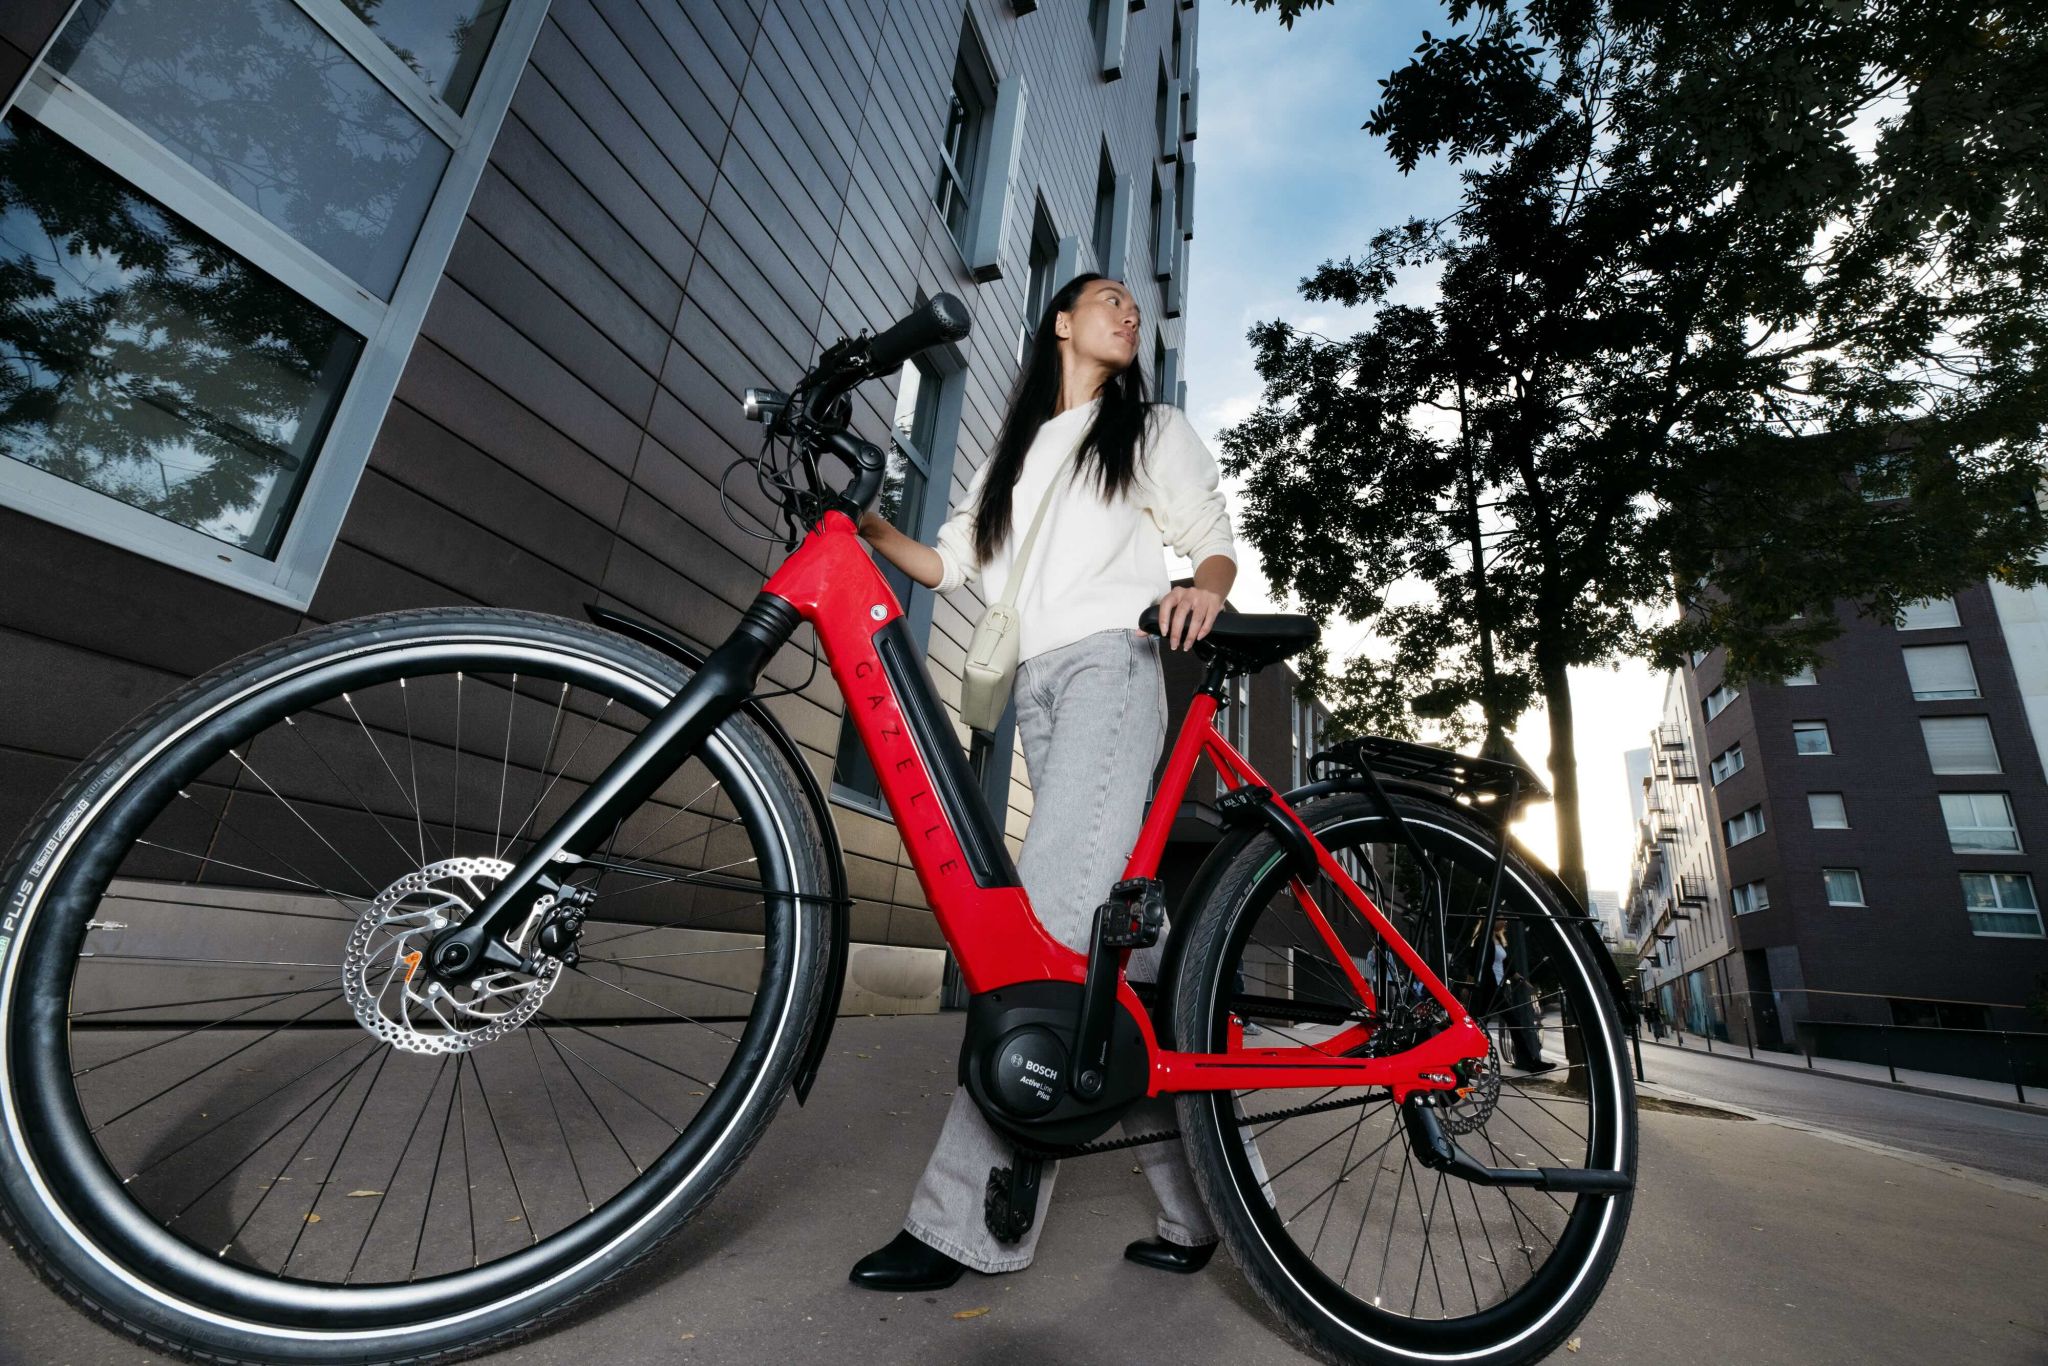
[970,272,1155,564]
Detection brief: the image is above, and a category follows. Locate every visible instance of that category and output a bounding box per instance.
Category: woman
[1477,919,1557,1075]
[847,274,1238,1290]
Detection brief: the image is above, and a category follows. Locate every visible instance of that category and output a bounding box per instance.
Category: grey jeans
[902,625,1216,1272]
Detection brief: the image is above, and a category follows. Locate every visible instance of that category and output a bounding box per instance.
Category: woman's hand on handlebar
[856,511,945,590]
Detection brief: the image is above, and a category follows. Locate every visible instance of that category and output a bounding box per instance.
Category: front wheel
[0,607,831,1363]
[1173,790,1635,1366]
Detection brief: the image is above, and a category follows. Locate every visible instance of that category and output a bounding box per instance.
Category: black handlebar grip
[862,294,972,376]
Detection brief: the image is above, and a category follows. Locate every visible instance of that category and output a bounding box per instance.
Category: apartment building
[1669,581,2048,1049]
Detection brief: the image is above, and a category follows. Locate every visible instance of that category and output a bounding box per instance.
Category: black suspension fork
[425,593,803,982]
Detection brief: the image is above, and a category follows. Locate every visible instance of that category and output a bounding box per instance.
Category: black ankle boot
[1123,1236,1217,1274]
[849,1230,967,1291]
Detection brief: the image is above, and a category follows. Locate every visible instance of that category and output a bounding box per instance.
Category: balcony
[1680,874,1709,907]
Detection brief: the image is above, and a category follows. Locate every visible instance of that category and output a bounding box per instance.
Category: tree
[1223,0,2048,904]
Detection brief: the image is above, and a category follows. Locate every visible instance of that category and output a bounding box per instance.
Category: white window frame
[1962,872,2044,939]
[1807,792,1849,828]
[1922,716,2001,774]
[1792,720,1833,755]
[1723,805,1766,847]
[0,0,548,610]
[1709,743,1744,784]
[1784,663,1817,685]
[1702,684,1738,721]
[1941,792,2021,853]
[1897,596,1960,630]
[1731,880,1769,915]
[1902,643,1980,700]
[1822,867,1866,907]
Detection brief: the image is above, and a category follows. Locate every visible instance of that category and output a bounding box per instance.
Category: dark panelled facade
[0,0,1213,968]
[1684,581,2048,1036]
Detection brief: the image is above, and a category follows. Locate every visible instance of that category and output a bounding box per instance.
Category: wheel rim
[1200,808,1629,1356]
[3,625,811,1334]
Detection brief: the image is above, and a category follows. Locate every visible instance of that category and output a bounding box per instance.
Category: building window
[934,24,994,251]
[1962,872,2042,937]
[1701,684,1738,721]
[1902,644,1979,700]
[1822,868,1866,906]
[1723,805,1766,847]
[1731,880,1770,915]
[1090,0,1126,79]
[1216,673,1250,796]
[1092,145,1118,271]
[1291,694,1306,786]
[1688,647,1710,668]
[1709,743,1745,784]
[1897,596,1960,630]
[1808,792,1849,828]
[1922,716,2000,773]
[1889,997,1992,1030]
[1941,792,2021,852]
[1791,720,1832,755]
[832,358,944,809]
[1,0,536,607]
[1019,201,1058,362]
[1784,663,1817,685]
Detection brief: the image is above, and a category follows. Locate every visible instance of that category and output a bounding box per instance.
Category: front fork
[424,593,801,982]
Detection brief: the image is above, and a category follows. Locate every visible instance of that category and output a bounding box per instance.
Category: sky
[1178,0,1664,898]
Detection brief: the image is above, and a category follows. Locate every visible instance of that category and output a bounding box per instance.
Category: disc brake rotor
[342,857,563,1056]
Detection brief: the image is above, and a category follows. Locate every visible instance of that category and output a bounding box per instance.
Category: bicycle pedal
[1097,876,1166,949]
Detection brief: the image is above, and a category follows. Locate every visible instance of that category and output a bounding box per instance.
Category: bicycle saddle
[1137,603,1319,672]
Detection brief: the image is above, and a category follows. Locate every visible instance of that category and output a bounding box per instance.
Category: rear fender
[584,605,851,1104]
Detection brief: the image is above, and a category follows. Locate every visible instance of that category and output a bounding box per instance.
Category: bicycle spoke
[278,1047,394,1277]
[344,1055,452,1284]
[494,675,520,859]
[570,969,743,1046]
[526,1030,594,1214]
[283,714,420,872]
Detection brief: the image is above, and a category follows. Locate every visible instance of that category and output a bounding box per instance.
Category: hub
[342,857,580,1056]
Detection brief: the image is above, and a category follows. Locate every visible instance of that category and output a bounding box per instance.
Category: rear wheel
[1173,790,1634,1366]
[0,608,831,1363]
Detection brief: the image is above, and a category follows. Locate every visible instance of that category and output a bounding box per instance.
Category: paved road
[3,1013,2044,1364]
[1630,1039,2048,1186]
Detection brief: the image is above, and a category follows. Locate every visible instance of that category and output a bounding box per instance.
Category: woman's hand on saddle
[1150,585,1224,651]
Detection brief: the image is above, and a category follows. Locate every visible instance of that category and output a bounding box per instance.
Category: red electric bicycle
[0,296,1634,1364]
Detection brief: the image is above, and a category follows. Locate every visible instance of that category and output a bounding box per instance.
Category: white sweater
[931,399,1238,663]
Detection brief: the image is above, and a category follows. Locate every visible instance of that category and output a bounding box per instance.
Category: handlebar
[742,294,973,517]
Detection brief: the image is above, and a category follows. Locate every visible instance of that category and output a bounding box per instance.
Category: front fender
[584,605,851,1104]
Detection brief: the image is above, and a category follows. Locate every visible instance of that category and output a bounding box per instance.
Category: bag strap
[995,441,1079,609]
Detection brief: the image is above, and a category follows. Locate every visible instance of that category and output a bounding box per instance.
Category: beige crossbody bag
[959,446,1078,733]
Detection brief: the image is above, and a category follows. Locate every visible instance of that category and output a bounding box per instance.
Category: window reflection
[340,0,510,113]
[47,0,451,296]
[0,114,363,556]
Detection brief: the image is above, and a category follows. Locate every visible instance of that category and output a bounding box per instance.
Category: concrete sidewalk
[2,1012,2044,1365]
[1638,1030,2043,1112]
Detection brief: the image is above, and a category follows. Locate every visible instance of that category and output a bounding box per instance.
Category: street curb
[1637,1036,2044,1117]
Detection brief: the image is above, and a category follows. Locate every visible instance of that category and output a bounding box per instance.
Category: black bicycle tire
[1172,790,1636,1366]
[0,607,832,1364]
